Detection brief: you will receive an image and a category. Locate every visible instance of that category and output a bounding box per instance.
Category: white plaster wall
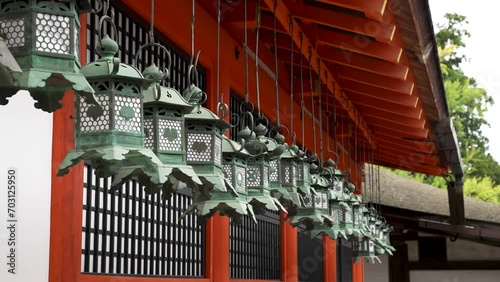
[447,239,500,260]
[364,254,389,282]
[0,92,53,282]
[407,241,419,261]
[410,270,500,282]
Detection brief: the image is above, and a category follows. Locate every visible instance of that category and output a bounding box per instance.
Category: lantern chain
[289,15,294,143]
[273,0,280,128]
[308,47,316,155]
[317,59,324,164]
[299,32,305,151]
[255,0,262,118]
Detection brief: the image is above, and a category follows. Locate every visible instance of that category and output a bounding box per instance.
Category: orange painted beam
[48,14,86,282]
[357,104,422,120]
[371,124,429,139]
[365,115,425,130]
[375,135,437,154]
[343,92,422,118]
[285,2,395,44]
[334,65,414,95]
[317,0,387,21]
[261,0,377,149]
[339,78,419,108]
[316,28,402,63]
[377,149,440,166]
[319,46,408,80]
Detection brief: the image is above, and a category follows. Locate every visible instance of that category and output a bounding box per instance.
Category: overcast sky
[429,0,500,162]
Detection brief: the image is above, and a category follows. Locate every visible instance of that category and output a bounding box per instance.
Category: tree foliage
[389,13,500,204]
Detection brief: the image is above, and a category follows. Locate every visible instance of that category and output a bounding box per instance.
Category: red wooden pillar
[323,236,336,282]
[281,213,298,282]
[353,260,364,282]
[205,215,230,282]
[48,14,86,282]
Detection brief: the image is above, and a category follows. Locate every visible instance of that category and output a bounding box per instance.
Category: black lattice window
[298,228,325,282]
[230,211,281,280]
[82,165,205,276]
[82,1,206,277]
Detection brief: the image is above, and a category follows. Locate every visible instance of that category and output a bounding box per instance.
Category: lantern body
[185,107,225,176]
[0,0,96,112]
[222,137,249,195]
[296,160,311,195]
[246,154,285,214]
[143,86,192,164]
[58,36,174,193]
[140,81,202,198]
[247,155,270,192]
[180,86,255,224]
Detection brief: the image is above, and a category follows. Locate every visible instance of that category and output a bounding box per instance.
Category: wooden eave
[197,0,455,177]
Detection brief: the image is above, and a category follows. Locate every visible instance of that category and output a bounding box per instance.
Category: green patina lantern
[264,131,297,207]
[140,62,202,200]
[287,163,337,239]
[374,216,394,255]
[294,150,316,197]
[352,205,380,263]
[238,122,285,215]
[351,195,369,240]
[0,0,98,112]
[381,223,396,255]
[58,19,169,191]
[323,159,349,239]
[180,84,255,224]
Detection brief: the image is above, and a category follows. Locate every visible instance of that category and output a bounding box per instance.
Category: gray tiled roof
[367,169,500,224]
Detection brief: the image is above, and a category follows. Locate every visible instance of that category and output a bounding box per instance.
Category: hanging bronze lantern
[239,121,285,215]
[352,204,380,263]
[0,0,98,112]
[58,16,168,192]
[287,163,337,238]
[180,83,255,224]
[323,159,350,239]
[252,123,291,206]
[140,62,202,200]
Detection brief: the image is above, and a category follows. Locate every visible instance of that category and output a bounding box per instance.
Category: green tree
[386,13,500,204]
[436,13,500,185]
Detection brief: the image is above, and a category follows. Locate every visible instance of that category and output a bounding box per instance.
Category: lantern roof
[143,84,195,114]
[184,106,231,129]
[81,35,148,85]
[222,136,251,159]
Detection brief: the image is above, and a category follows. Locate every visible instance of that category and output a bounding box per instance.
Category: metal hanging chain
[273,0,280,127]
[191,0,195,65]
[308,47,316,154]
[317,60,324,164]
[244,0,249,103]
[354,117,360,193]
[216,0,221,106]
[333,81,338,154]
[299,33,305,151]
[289,16,294,140]
[149,0,155,44]
[377,150,382,214]
[255,0,262,117]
